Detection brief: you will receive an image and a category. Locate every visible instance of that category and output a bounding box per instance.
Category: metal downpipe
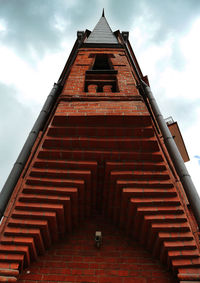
[141,80,200,228]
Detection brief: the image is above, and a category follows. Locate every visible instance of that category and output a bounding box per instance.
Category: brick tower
[0,11,200,283]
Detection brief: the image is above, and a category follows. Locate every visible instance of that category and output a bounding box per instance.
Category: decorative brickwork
[18,216,177,283]
[0,14,200,282]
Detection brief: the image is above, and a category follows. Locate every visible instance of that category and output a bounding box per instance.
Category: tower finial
[102,8,105,17]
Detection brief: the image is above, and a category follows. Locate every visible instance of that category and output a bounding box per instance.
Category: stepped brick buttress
[0,12,200,283]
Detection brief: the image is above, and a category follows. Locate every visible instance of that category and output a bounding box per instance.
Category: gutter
[123,38,200,229]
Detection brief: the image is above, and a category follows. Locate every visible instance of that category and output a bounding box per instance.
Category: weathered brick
[1,17,198,283]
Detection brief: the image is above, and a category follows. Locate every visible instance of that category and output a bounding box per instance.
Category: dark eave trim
[82,43,123,49]
[86,70,118,74]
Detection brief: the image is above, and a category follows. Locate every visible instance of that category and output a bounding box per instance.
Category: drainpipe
[141,80,200,229]
[0,83,61,219]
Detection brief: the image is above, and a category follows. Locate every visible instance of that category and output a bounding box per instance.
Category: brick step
[0,275,17,282]
[172,257,200,270]
[104,180,174,214]
[47,126,154,138]
[24,178,92,216]
[23,184,86,211]
[0,245,30,267]
[0,236,37,261]
[4,227,45,256]
[144,214,187,223]
[14,202,67,234]
[158,231,194,241]
[0,269,19,277]
[177,267,200,281]
[121,196,181,219]
[153,231,195,258]
[120,196,180,223]
[0,254,24,269]
[26,177,84,188]
[116,180,174,189]
[7,218,51,249]
[132,205,184,224]
[18,193,74,227]
[125,205,184,236]
[160,242,199,266]
[151,222,190,233]
[37,149,164,162]
[22,186,86,218]
[29,168,91,182]
[159,243,199,264]
[148,222,190,242]
[0,263,19,271]
[104,181,175,204]
[11,210,58,242]
[52,115,152,128]
[138,215,188,245]
[124,187,176,197]
[129,196,181,206]
[146,223,191,256]
[163,240,197,250]
[146,222,190,250]
[140,214,188,238]
[110,170,170,181]
[150,229,194,253]
[0,268,18,281]
[137,206,184,215]
[43,137,159,152]
[33,159,97,171]
[119,196,181,229]
[111,188,178,224]
[105,161,166,172]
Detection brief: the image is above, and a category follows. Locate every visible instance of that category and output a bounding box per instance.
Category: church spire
[85,10,118,44]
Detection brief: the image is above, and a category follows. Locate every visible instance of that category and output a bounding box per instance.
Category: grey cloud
[0,0,62,60]
[0,0,100,62]
[107,1,142,30]
[107,0,200,39]
[1,0,200,68]
[170,41,186,70]
[156,93,199,131]
[107,0,200,73]
[145,0,200,41]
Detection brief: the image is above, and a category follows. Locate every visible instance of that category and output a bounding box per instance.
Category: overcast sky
[0,0,200,195]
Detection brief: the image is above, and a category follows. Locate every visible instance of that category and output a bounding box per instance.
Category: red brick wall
[55,101,149,117]
[1,44,199,282]
[62,48,139,96]
[18,216,177,283]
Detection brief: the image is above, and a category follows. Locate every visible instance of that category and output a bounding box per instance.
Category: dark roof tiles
[85,14,118,44]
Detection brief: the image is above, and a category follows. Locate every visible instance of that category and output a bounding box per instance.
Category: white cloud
[0,19,6,32]
[0,43,71,109]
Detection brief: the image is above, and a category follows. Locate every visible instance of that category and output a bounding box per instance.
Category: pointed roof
[85,10,118,44]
